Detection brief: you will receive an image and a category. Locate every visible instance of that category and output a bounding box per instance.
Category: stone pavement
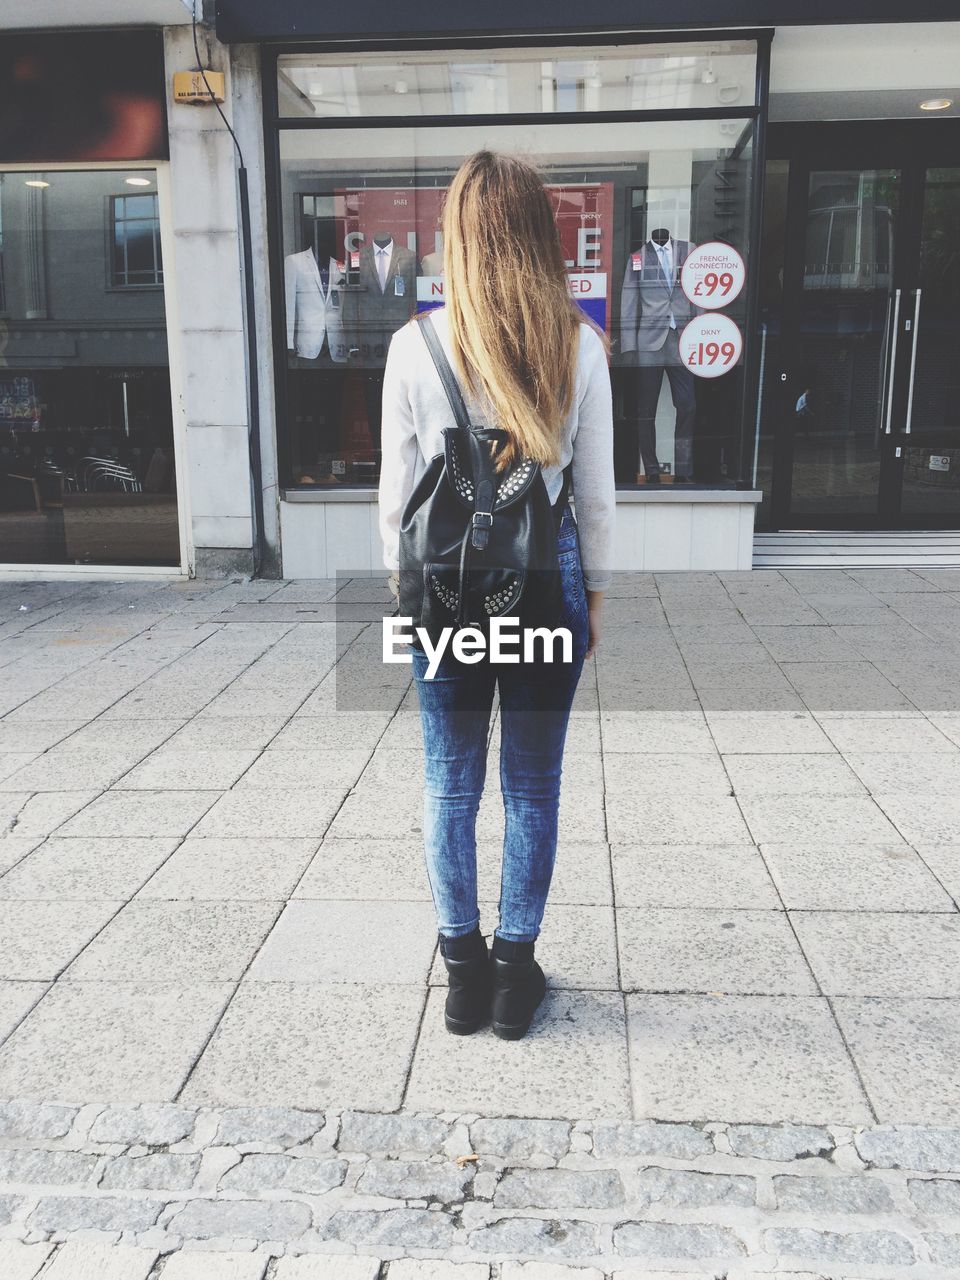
[2,567,960,1275]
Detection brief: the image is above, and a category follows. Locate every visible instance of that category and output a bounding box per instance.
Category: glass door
[896,167,960,523]
[786,166,902,523]
[763,122,960,530]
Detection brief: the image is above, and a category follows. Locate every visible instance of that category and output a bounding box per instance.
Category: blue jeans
[411,506,590,943]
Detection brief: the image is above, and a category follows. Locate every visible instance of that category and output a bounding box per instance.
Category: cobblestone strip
[2,1102,960,1275]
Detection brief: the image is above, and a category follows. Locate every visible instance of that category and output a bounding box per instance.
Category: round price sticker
[678,313,742,379]
[680,241,745,309]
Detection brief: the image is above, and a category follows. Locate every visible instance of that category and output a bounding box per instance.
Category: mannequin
[342,229,417,456]
[620,226,698,484]
[284,221,349,483]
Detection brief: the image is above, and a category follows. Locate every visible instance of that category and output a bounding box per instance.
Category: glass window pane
[0,170,178,566]
[278,41,758,118]
[278,116,753,490]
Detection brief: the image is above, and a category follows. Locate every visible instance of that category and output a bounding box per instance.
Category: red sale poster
[333,183,614,332]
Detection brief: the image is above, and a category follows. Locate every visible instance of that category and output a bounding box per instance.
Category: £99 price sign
[678,313,743,380]
[680,241,745,309]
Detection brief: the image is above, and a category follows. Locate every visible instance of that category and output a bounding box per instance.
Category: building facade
[1,2,957,577]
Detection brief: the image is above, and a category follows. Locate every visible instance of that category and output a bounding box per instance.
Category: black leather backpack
[398,313,572,648]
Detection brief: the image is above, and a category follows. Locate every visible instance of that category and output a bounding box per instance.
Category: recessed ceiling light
[125,177,152,187]
[920,97,953,111]
[25,179,49,188]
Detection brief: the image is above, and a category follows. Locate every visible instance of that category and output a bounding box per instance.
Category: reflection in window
[111,193,163,287]
[0,177,5,313]
[278,42,758,119]
[1,171,177,566]
[278,115,754,491]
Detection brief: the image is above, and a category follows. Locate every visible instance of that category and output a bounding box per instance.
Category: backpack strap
[417,313,471,432]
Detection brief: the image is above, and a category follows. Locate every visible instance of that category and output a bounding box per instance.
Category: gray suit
[619,240,698,478]
[620,239,698,354]
[342,241,417,365]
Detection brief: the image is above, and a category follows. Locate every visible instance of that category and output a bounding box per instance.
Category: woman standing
[379,151,615,1040]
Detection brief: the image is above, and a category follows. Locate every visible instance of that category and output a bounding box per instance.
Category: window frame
[106,190,164,291]
[262,28,773,494]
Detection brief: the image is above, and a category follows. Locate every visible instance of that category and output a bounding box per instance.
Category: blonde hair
[441,150,593,471]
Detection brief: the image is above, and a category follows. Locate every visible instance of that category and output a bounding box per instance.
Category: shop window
[0,178,5,313]
[110,192,163,288]
[0,170,178,566]
[274,42,759,492]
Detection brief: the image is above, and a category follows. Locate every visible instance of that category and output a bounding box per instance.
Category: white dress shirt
[374,239,394,291]
[654,237,677,328]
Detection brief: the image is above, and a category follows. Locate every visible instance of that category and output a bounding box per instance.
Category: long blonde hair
[441,151,589,471]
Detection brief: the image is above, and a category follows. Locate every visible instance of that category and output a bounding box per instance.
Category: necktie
[658,243,676,329]
[320,265,329,294]
[376,247,388,291]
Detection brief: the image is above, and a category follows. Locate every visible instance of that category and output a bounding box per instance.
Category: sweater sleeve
[377,324,420,571]
[571,327,616,592]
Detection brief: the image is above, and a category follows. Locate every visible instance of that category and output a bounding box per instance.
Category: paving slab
[181,981,423,1110]
[192,788,347,839]
[610,843,778,908]
[818,714,959,754]
[0,836,179,900]
[0,749,140,792]
[294,838,431,901]
[41,1242,158,1280]
[626,995,872,1124]
[0,1242,55,1280]
[737,794,900,845]
[235,748,372,791]
[0,981,233,1101]
[0,982,47,1043]
[0,790,98,838]
[55,790,217,838]
[761,843,954,912]
[64,899,280,982]
[606,795,751,845]
[701,711,839,757]
[833,997,960,1124]
[873,791,960,845]
[2,899,121,980]
[251,899,438,984]
[113,747,260,790]
[603,752,731,796]
[406,990,630,1118]
[161,1253,270,1280]
[616,908,816,994]
[135,837,317,900]
[723,753,866,797]
[791,911,960,997]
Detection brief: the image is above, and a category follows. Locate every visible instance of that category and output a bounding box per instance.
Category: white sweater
[377,306,616,591]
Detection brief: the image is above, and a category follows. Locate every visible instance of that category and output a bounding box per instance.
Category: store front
[0,30,184,570]
[211,3,960,574]
[253,25,769,574]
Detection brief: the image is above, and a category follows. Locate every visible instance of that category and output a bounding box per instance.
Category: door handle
[905,288,922,435]
[882,288,901,435]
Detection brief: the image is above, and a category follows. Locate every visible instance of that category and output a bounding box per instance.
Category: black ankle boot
[490,934,547,1041]
[439,929,490,1035]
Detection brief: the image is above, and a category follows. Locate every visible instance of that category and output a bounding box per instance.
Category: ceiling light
[920,97,953,111]
[25,179,49,188]
[125,177,152,187]
[394,79,408,95]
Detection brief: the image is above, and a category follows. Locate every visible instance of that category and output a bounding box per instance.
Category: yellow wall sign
[173,70,225,104]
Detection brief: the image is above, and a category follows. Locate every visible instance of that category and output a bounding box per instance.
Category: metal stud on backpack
[398,313,572,650]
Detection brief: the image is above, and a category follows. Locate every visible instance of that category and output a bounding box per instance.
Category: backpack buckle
[471,510,493,550]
